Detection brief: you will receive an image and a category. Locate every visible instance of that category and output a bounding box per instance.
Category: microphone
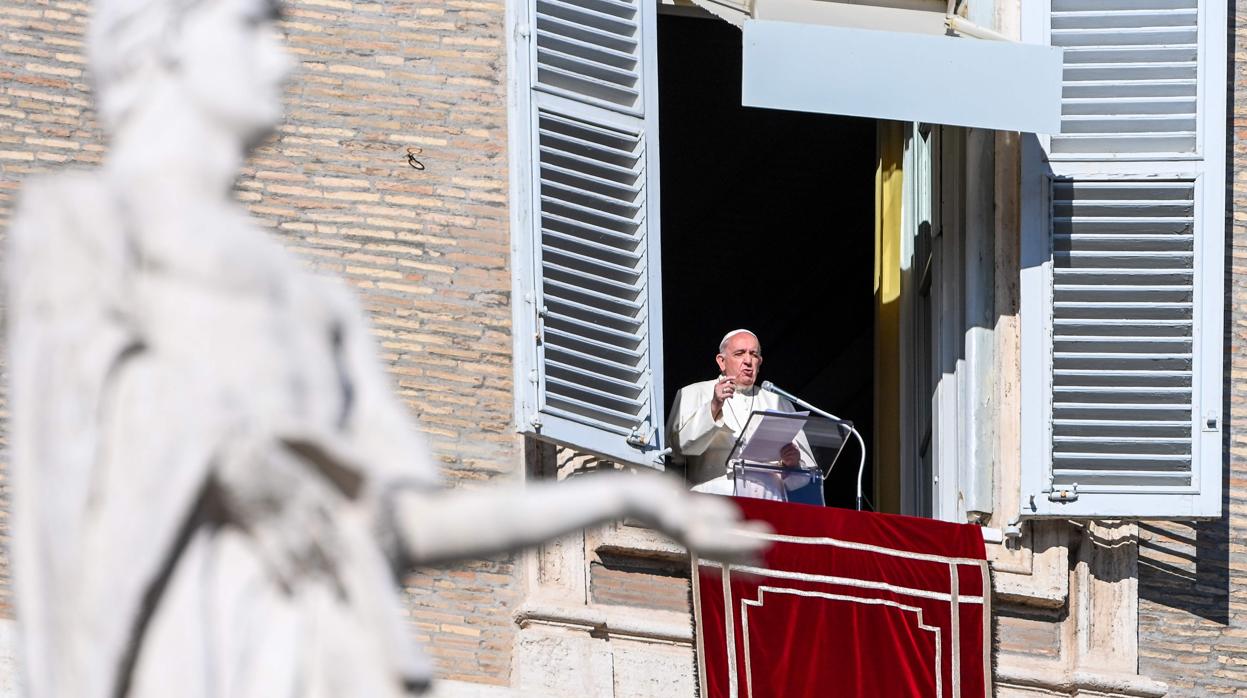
[760,381,869,512]
[760,381,844,424]
[760,381,798,405]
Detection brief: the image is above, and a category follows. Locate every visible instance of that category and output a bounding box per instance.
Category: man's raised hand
[711,375,735,421]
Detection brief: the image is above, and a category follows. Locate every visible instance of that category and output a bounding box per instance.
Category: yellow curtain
[873,122,904,514]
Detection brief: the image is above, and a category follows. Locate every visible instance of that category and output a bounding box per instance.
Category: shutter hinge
[523,294,548,346]
[1047,481,1078,503]
[532,297,547,346]
[516,23,530,40]
[626,420,652,448]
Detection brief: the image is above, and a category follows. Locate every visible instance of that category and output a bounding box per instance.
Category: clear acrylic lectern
[725,410,853,506]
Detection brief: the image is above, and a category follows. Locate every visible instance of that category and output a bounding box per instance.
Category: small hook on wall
[406,147,425,171]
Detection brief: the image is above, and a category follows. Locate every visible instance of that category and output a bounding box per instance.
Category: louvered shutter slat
[540,193,641,228]
[542,243,645,277]
[543,259,644,300]
[536,29,637,64]
[543,299,644,338]
[541,230,645,267]
[543,212,644,247]
[543,326,644,362]
[544,300,645,341]
[545,300,644,343]
[1051,8,1196,27]
[1063,101,1197,118]
[537,47,640,85]
[545,342,644,380]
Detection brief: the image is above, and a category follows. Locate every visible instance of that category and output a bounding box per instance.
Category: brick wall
[0,0,520,685]
[0,0,101,622]
[1135,3,1245,695]
[590,551,691,615]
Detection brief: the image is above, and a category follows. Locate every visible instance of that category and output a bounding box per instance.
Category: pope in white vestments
[665,329,817,500]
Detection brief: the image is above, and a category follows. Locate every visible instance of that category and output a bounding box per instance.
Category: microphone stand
[762,381,869,511]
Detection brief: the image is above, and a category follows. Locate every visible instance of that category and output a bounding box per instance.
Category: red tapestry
[694,498,990,698]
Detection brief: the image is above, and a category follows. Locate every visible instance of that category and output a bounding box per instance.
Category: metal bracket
[1203,411,1220,432]
[626,420,652,448]
[534,304,547,345]
[1003,514,1023,539]
[1047,482,1078,503]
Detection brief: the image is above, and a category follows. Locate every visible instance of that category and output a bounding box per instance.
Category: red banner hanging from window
[694,498,991,698]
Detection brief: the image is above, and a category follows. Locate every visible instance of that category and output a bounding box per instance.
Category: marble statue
[4,0,768,695]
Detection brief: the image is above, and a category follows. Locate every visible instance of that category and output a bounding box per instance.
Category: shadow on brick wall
[1136,3,1237,627]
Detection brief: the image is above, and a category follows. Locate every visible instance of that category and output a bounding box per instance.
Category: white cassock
[665,379,817,500]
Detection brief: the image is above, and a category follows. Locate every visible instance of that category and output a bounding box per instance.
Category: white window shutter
[1019,0,1224,517]
[509,0,666,466]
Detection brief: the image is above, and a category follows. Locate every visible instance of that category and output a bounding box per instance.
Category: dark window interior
[658,13,877,509]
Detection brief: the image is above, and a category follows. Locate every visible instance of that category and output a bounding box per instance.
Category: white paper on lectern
[738,410,810,463]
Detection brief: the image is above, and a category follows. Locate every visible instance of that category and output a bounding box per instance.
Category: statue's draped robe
[9,174,441,698]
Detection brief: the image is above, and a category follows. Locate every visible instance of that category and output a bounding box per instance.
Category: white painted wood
[511,0,666,466]
[935,127,965,523]
[740,20,1064,133]
[1017,0,1224,518]
[961,128,997,518]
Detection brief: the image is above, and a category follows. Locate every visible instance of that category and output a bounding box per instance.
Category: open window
[510,0,1084,519]
[656,12,877,510]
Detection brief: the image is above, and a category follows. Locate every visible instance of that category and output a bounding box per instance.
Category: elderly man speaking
[666,329,816,499]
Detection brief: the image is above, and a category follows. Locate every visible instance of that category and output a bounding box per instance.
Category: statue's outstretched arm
[311,288,769,569]
[390,474,770,568]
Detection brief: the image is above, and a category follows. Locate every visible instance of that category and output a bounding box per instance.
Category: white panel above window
[510,0,666,467]
[740,19,1064,133]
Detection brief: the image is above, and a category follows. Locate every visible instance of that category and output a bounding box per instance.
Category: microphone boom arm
[761,381,869,512]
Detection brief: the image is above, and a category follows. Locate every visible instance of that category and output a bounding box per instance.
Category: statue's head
[90,0,293,141]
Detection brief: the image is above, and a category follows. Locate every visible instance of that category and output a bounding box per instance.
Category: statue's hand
[679,493,772,565]
[626,475,771,566]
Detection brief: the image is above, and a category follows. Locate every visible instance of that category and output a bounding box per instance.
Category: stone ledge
[997,659,1168,698]
[424,679,518,698]
[514,600,693,645]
